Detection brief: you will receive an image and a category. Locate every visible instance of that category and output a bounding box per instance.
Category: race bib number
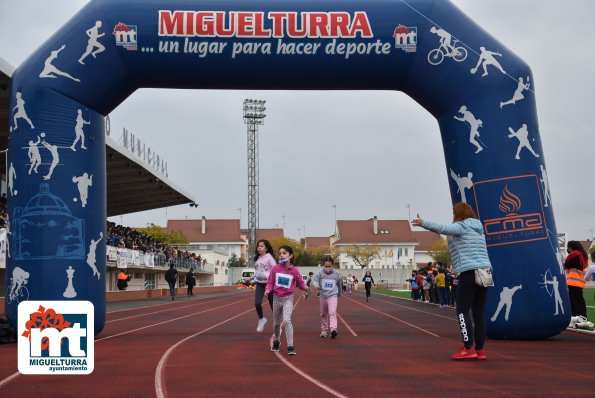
[364,277,371,283]
[275,272,294,289]
[322,279,335,291]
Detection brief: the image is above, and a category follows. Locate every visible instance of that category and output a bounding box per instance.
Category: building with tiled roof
[167,217,243,244]
[165,217,244,285]
[239,228,285,241]
[333,217,418,272]
[305,236,332,249]
[412,230,445,266]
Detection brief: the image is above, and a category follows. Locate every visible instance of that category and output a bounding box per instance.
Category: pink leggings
[319,295,338,332]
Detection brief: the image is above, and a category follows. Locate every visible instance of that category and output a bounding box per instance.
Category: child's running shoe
[271,340,280,352]
[256,317,267,332]
[330,330,337,339]
[287,346,296,355]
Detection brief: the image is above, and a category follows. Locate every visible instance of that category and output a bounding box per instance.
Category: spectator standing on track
[185,269,196,297]
[564,241,592,329]
[407,271,419,300]
[305,272,314,300]
[252,239,276,332]
[265,245,308,355]
[313,256,342,339]
[436,268,448,307]
[346,274,354,295]
[412,202,493,361]
[421,270,431,302]
[415,272,424,301]
[165,264,178,300]
[117,269,130,291]
[362,271,375,302]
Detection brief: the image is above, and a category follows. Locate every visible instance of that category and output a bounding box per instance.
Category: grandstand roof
[0,57,195,216]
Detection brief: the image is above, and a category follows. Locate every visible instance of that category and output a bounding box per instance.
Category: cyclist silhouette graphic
[7,266,30,304]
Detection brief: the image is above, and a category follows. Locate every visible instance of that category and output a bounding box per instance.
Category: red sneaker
[451,347,478,360]
[476,349,487,360]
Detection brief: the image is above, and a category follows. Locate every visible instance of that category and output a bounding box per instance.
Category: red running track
[0,289,594,397]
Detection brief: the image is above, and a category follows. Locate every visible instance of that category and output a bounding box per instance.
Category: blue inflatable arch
[7,0,567,339]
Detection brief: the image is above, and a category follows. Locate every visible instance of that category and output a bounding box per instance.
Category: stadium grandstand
[0,56,201,295]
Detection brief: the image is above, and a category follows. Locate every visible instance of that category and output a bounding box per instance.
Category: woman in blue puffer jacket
[412,202,492,361]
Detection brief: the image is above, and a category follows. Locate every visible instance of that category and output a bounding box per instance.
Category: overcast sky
[0,0,593,242]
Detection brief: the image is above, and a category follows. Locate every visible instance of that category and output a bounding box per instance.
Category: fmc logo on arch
[6,0,568,340]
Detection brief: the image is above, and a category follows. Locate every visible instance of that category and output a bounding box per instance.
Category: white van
[241,268,256,285]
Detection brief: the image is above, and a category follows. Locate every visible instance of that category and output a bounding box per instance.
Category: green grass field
[375,287,595,321]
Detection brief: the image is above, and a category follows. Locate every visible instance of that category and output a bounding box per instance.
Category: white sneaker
[320,331,327,338]
[576,321,594,330]
[576,316,594,330]
[257,317,267,332]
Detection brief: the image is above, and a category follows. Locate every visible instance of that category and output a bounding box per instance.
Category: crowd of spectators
[407,262,458,307]
[106,221,204,269]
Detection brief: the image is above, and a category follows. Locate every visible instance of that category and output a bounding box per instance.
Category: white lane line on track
[0,297,249,391]
[337,313,357,337]
[155,307,253,398]
[106,292,244,315]
[97,299,248,342]
[373,295,457,322]
[274,351,350,398]
[346,296,440,338]
[0,372,19,390]
[265,295,351,398]
[107,298,223,323]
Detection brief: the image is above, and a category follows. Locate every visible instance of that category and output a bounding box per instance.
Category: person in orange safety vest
[564,241,589,327]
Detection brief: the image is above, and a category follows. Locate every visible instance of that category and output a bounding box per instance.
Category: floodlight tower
[243,99,266,266]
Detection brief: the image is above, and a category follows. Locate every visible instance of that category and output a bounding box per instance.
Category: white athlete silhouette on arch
[500,76,530,108]
[507,123,540,160]
[454,105,485,154]
[78,21,105,64]
[540,272,564,316]
[8,162,17,196]
[491,284,523,322]
[449,168,473,203]
[71,109,90,151]
[27,135,42,175]
[471,46,506,77]
[40,133,60,180]
[12,92,35,131]
[87,232,103,279]
[39,45,81,82]
[72,172,93,207]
